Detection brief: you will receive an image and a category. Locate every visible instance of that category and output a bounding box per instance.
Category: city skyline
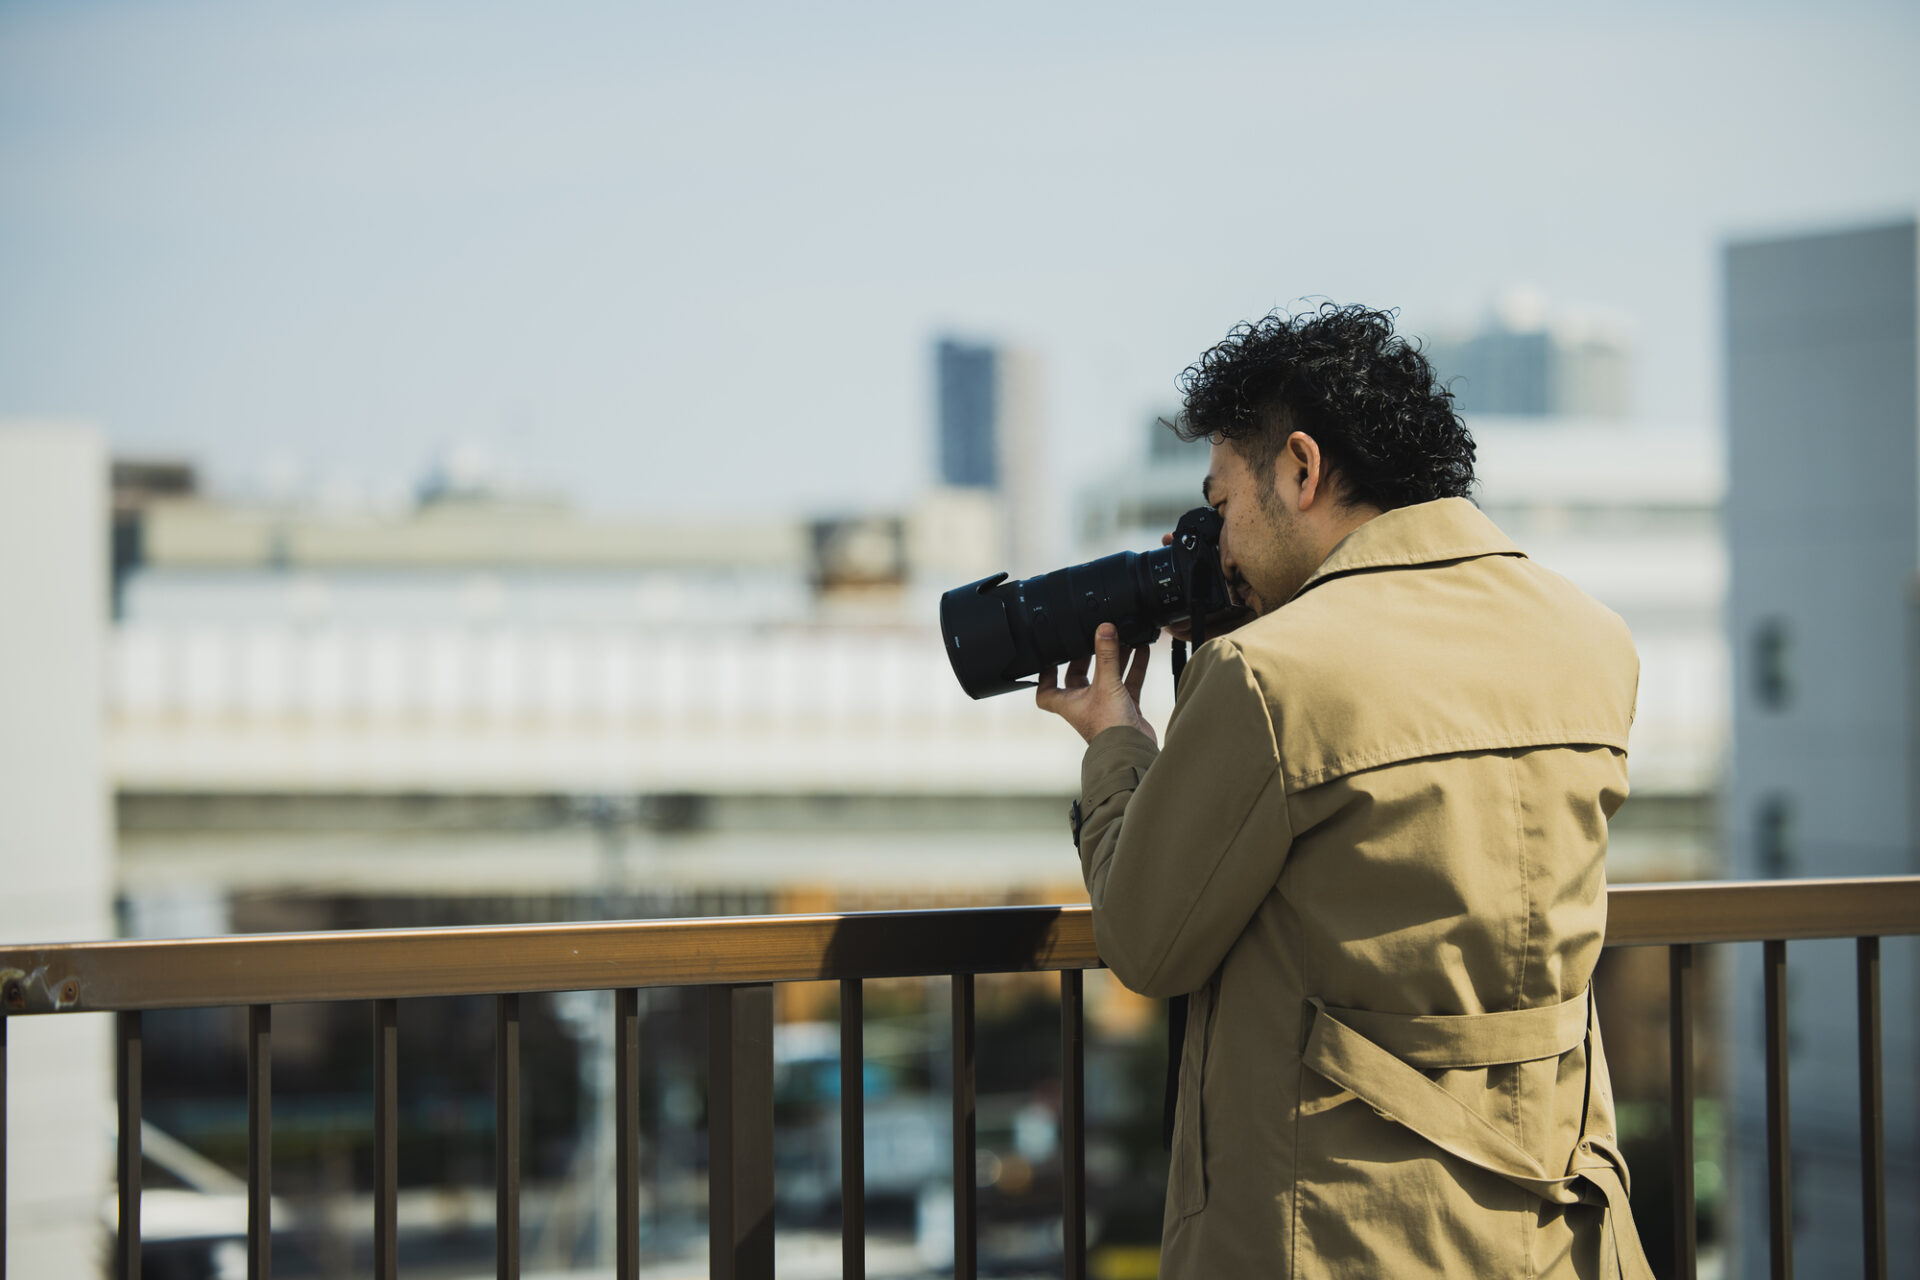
[2,1,1915,518]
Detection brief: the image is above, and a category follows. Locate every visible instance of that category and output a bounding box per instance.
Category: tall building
[1425,290,1632,419]
[936,338,999,489]
[1723,217,1920,1276]
[933,335,1046,569]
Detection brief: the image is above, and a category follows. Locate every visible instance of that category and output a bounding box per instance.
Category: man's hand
[1036,622,1157,746]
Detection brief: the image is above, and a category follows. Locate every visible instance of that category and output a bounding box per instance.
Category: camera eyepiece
[938,506,1244,699]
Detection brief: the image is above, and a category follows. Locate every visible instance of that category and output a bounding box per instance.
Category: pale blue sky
[2,1,1915,516]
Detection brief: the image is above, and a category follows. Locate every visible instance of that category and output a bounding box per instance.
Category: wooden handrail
[2,876,1917,1016]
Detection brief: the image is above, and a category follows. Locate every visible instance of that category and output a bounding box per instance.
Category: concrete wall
[1724,220,1920,1278]
[0,425,114,1276]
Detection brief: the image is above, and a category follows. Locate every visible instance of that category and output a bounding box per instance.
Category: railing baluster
[708,984,774,1280]
[373,999,398,1280]
[952,973,976,1280]
[839,978,865,1280]
[248,1005,271,1280]
[616,988,640,1280]
[1764,939,1792,1280]
[2,1012,8,1280]
[496,994,520,1280]
[1857,937,1884,1280]
[117,1010,141,1280]
[1668,945,1696,1280]
[1060,969,1086,1280]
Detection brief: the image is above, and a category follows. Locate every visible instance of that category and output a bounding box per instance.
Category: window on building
[1753,617,1791,710]
[1756,793,1794,878]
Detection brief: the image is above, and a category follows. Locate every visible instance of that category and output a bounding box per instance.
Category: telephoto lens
[938,506,1243,699]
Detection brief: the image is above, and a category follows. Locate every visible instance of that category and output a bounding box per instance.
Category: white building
[0,424,115,1279]
[108,487,1093,918]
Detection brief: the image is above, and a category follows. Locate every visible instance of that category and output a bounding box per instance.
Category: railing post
[839,978,865,1280]
[373,999,397,1280]
[1669,945,1696,1280]
[1060,969,1086,1280]
[616,988,641,1280]
[1,1012,8,1280]
[707,984,773,1280]
[1857,937,1885,1280]
[117,1011,142,1280]
[952,973,976,1280]
[1764,939,1792,1280]
[495,994,520,1280]
[247,1005,271,1280]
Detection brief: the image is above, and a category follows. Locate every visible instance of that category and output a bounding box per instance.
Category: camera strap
[1162,635,1191,1151]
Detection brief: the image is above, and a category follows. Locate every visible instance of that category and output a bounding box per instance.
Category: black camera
[939,506,1250,699]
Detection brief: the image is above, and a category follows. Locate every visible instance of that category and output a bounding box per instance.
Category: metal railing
[3,875,1918,1280]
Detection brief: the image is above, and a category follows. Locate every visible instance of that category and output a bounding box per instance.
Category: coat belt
[1302,991,1655,1280]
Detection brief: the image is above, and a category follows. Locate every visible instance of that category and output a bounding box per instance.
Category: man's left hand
[1036,622,1157,746]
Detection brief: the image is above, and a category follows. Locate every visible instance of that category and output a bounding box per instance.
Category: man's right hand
[1036,622,1156,746]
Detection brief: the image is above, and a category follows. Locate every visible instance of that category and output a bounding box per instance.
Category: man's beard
[1239,493,1299,616]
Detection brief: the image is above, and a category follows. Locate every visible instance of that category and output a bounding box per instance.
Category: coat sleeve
[1075,638,1290,998]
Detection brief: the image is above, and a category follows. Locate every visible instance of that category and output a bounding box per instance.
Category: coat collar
[1288,497,1522,603]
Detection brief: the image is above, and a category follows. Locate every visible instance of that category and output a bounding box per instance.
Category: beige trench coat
[1077,497,1653,1278]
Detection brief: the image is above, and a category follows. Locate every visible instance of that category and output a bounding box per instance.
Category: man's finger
[1093,623,1124,689]
[1065,654,1090,690]
[1124,644,1151,704]
[1035,664,1058,710]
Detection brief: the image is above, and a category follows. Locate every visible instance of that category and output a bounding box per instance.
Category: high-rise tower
[933,336,1045,569]
[936,338,999,490]
[1724,217,1919,1276]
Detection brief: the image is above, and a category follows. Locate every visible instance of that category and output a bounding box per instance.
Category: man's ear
[1283,431,1325,509]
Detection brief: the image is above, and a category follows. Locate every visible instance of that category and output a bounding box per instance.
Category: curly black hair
[1173,302,1475,511]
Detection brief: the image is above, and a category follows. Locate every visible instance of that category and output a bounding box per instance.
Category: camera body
[939,506,1247,699]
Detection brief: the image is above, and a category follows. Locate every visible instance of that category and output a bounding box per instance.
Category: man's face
[1203,439,1301,618]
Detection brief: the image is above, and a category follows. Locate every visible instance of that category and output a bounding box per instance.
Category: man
[1037,304,1652,1278]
